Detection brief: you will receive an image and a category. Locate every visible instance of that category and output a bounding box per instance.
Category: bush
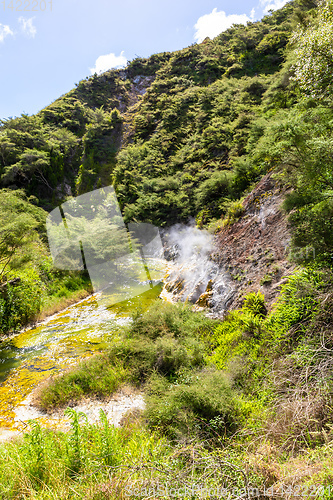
[39,355,128,410]
[195,171,234,218]
[128,301,216,341]
[39,301,213,409]
[243,291,267,318]
[0,267,42,334]
[222,200,244,226]
[145,369,238,440]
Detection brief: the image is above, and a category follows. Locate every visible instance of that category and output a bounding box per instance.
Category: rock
[196,291,213,308]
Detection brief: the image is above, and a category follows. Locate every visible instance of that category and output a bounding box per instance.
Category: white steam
[161,224,234,315]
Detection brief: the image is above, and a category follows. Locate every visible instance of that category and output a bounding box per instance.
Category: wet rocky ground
[161,173,295,316]
[0,388,145,442]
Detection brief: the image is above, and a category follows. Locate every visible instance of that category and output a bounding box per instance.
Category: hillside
[0,0,333,496]
[0,1,299,214]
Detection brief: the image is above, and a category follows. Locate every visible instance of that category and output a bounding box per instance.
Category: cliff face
[118,74,155,147]
[216,173,295,310]
[162,174,295,316]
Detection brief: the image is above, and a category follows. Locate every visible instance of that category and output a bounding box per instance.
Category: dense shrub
[145,369,239,440]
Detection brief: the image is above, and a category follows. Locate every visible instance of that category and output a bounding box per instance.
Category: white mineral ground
[0,388,145,442]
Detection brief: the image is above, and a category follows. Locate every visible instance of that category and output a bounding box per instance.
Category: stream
[0,224,232,440]
[0,282,163,437]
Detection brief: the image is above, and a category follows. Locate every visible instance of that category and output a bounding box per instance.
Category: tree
[292,0,333,99]
[251,104,333,262]
[0,190,45,279]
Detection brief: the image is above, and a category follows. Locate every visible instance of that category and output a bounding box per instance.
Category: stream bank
[0,284,162,439]
[0,177,294,441]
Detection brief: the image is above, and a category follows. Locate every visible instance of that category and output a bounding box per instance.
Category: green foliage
[222,199,245,226]
[243,291,267,317]
[128,300,216,340]
[39,302,216,410]
[110,2,298,225]
[211,269,325,384]
[291,0,333,100]
[288,199,333,264]
[0,189,45,278]
[264,268,324,339]
[2,3,333,492]
[65,407,88,474]
[195,171,234,218]
[24,421,46,483]
[246,103,333,263]
[0,188,92,335]
[0,408,266,499]
[108,302,212,385]
[210,309,264,371]
[0,0,317,232]
[0,267,42,333]
[0,409,170,498]
[0,113,82,199]
[98,409,116,466]
[39,356,128,409]
[145,369,238,440]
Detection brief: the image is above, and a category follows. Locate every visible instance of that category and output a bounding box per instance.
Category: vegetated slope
[1,0,333,494]
[0,1,302,217]
[1,0,332,337]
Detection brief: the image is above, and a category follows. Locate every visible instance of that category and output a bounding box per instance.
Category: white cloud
[18,17,37,38]
[260,0,290,13]
[250,8,256,21]
[194,8,251,43]
[0,23,13,43]
[90,51,127,74]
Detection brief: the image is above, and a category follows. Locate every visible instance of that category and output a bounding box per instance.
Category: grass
[1,407,332,499]
[36,288,92,323]
[37,356,129,410]
[0,408,266,499]
[0,411,171,499]
[37,301,218,413]
[2,270,333,498]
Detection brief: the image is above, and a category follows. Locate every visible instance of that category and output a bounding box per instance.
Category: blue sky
[0,0,289,120]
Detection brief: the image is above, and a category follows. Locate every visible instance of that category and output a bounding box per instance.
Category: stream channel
[0,280,164,438]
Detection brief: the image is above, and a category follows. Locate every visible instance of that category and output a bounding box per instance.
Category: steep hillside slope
[216,173,295,308]
[1,0,330,337]
[162,173,295,315]
[0,1,304,220]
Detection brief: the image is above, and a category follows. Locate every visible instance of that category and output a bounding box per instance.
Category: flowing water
[0,283,163,434]
[0,225,229,438]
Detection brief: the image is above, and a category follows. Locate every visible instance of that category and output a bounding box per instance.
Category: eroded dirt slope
[162,173,295,315]
[216,173,295,310]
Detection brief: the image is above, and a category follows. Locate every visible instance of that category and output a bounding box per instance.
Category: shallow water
[0,282,163,430]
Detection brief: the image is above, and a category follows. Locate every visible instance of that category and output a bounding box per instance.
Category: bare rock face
[215,173,295,310]
[161,173,295,316]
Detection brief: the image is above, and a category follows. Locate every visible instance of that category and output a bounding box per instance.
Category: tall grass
[38,357,128,410]
[0,408,263,499]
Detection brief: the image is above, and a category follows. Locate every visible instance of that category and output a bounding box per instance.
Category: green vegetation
[0,189,92,335]
[221,199,245,226]
[38,358,128,409]
[1,0,333,496]
[0,409,261,499]
[1,269,332,497]
[0,0,328,333]
[39,302,217,412]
